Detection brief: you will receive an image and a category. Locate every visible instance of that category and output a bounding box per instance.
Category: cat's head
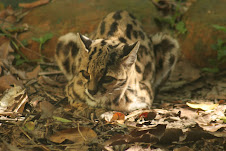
[76,33,140,101]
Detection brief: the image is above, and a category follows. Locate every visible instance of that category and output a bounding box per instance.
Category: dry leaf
[26,65,40,79]
[0,75,23,93]
[19,0,50,9]
[49,127,97,143]
[173,146,193,151]
[0,85,23,109]
[100,111,125,123]
[139,111,156,120]
[126,145,152,151]
[104,124,166,148]
[111,112,125,121]
[0,38,14,60]
[39,100,55,118]
[200,123,226,133]
[0,85,28,114]
[5,15,16,23]
[24,121,35,131]
[186,102,219,110]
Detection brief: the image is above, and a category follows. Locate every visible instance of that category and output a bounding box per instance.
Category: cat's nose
[88,79,98,95]
[88,89,98,95]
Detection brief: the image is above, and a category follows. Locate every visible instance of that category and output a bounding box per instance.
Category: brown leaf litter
[0,2,225,150]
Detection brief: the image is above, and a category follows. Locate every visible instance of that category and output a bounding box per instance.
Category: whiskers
[113,85,125,91]
[113,83,137,91]
[85,89,95,101]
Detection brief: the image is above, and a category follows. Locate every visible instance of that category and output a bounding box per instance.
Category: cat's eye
[81,70,90,80]
[101,76,116,83]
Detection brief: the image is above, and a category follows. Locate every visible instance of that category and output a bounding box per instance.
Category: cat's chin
[127,102,150,112]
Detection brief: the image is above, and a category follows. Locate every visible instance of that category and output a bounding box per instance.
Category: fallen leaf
[186,102,219,111]
[39,100,55,118]
[53,116,72,123]
[4,6,14,16]
[100,111,114,122]
[100,111,125,123]
[24,121,35,131]
[209,131,226,137]
[0,85,23,108]
[0,85,28,114]
[111,112,125,121]
[49,127,97,143]
[0,38,14,60]
[26,65,40,79]
[126,145,152,151]
[218,100,225,104]
[8,65,27,80]
[139,111,156,120]
[0,75,23,93]
[30,96,44,107]
[5,15,16,23]
[200,123,226,132]
[19,0,50,9]
[160,128,184,144]
[104,124,166,148]
[173,146,193,151]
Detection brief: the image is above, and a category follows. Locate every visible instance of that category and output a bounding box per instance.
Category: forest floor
[0,0,225,151]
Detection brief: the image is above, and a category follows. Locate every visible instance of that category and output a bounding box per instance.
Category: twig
[19,0,50,9]
[38,71,63,76]
[38,62,58,66]
[44,91,59,102]
[70,112,93,123]
[17,125,33,141]
[77,123,87,141]
[0,115,25,121]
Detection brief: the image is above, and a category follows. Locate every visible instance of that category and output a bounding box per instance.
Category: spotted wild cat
[55,11,179,112]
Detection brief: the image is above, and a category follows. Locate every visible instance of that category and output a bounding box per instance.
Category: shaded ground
[0,0,225,150]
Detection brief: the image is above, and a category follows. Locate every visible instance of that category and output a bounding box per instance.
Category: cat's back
[91,11,149,45]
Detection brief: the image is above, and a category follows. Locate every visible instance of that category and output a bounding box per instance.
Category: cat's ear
[120,41,140,67]
[77,33,92,53]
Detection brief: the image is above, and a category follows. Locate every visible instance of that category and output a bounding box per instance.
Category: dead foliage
[0,1,225,151]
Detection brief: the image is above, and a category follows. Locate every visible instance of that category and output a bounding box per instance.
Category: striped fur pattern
[55,11,179,112]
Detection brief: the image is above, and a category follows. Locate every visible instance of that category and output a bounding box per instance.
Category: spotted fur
[55,11,179,112]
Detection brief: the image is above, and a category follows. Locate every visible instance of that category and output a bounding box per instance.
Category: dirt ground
[0,0,225,151]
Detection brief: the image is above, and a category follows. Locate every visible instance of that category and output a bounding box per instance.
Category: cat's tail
[151,32,180,92]
[55,33,80,81]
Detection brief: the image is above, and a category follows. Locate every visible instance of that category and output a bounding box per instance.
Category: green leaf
[53,116,72,123]
[212,24,226,32]
[155,17,173,26]
[208,58,217,66]
[217,48,226,60]
[217,39,223,46]
[219,58,226,64]
[21,39,28,46]
[15,58,27,66]
[24,121,35,131]
[176,21,187,34]
[13,53,21,59]
[32,37,41,43]
[32,33,53,45]
[202,67,219,73]
[219,117,226,123]
[211,44,218,50]
[42,33,53,43]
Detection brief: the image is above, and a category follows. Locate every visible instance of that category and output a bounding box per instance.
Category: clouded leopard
[55,11,179,112]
